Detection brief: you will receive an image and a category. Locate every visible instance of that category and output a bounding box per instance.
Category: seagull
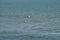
[24,16,31,23]
[25,15,31,18]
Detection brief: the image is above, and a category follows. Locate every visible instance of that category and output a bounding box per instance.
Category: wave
[0,32,60,40]
[0,14,23,18]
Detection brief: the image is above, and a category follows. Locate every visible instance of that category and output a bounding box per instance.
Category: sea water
[0,0,60,40]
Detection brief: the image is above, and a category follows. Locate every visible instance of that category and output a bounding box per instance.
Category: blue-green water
[0,0,60,40]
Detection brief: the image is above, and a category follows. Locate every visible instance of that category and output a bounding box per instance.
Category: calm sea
[0,0,60,40]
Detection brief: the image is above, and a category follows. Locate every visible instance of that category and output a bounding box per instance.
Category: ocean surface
[0,0,60,40]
